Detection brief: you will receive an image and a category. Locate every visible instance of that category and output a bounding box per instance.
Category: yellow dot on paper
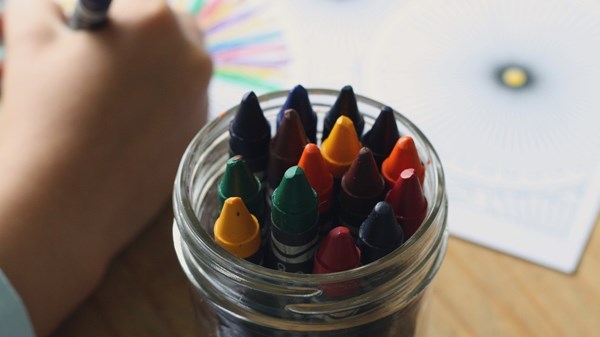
[501,67,528,89]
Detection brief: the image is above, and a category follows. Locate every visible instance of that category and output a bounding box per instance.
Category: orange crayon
[298,143,334,236]
[214,197,263,264]
[381,136,425,187]
[320,116,362,179]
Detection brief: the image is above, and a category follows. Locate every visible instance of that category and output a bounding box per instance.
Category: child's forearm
[0,148,110,336]
[0,0,211,335]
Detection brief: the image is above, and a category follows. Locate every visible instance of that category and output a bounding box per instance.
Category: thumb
[4,0,65,48]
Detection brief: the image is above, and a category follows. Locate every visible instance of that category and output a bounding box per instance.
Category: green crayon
[218,156,269,245]
[267,166,319,273]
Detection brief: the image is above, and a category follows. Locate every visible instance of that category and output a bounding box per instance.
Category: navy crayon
[357,201,405,265]
[322,85,365,142]
[361,106,401,170]
[229,91,271,180]
[276,85,318,143]
[70,0,112,30]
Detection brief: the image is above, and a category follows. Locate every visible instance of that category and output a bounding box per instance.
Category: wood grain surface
[52,204,600,337]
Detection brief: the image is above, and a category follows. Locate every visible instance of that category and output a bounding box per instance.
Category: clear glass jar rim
[173,88,448,285]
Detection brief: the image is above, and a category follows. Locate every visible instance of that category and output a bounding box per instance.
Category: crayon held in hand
[357,201,405,265]
[361,106,401,169]
[322,85,365,142]
[385,168,428,239]
[267,109,309,190]
[338,147,387,235]
[70,0,112,30]
[218,156,269,245]
[277,85,318,143]
[214,197,263,265]
[381,136,425,187]
[229,91,271,180]
[298,144,334,237]
[268,166,319,273]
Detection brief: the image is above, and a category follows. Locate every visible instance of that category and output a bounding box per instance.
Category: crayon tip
[214,197,261,259]
[229,92,271,175]
[322,85,365,142]
[357,202,404,264]
[385,168,428,238]
[231,91,270,138]
[218,156,265,216]
[381,136,425,187]
[320,116,362,178]
[298,144,334,213]
[341,147,385,199]
[314,226,361,274]
[277,85,318,143]
[271,166,318,234]
[361,106,400,168]
[268,109,309,189]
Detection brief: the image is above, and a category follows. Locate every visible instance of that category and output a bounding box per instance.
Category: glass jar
[173,89,449,337]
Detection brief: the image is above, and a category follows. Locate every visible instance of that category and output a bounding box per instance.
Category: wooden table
[53,204,600,337]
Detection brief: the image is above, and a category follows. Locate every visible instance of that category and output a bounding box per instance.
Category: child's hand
[0,0,212,335]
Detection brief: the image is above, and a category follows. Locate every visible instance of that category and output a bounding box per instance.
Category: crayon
[321,85,365,142]
[385,168,428,239]
[229,91,271,180]
[298,144,335,237]
[70,0,112,30]
[267,109,309,191]
[338,147,387,235]
[357,201,404,265]
[268,166,319,273]
[320,116,362,179]
[313,226,361,297]
[214,197,263,264]
[276,85,318,143]
[381,136,425,188]
[361,106,401,169]
[218,156,269,245]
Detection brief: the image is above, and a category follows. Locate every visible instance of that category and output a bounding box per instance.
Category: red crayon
[385,168,428,239]
[381,136,425,188]
[313,226,361,296]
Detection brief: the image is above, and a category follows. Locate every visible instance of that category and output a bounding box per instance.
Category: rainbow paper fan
[170,0,290,91]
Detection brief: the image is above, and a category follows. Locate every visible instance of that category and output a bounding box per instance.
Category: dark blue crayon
[322,85,365,142]
[229,91,271,181]
[357,201,405,265]
[276,85,318,143]
[361,106,401,170]
[70,0,112,30]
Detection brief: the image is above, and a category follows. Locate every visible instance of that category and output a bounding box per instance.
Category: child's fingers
[4,0,65,47]
[110,0,169,23]
[175,12,205,49]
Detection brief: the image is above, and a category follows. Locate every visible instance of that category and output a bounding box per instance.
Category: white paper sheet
[270,0,600,273]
